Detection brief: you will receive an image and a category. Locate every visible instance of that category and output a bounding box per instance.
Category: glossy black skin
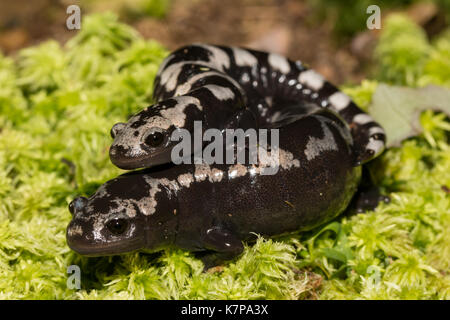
[109,65,251,170]
[68,45,388,266]
[67,109,361,266]
[110,44,386,170]
[153,45,309,127]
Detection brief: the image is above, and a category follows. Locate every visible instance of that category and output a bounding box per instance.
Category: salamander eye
[144,132,165,148]
[106,218,129,235]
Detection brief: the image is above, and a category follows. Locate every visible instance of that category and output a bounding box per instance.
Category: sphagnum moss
[0,13,448,299]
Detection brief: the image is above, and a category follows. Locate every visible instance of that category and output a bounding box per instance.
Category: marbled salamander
[67,44,387,265]
[68,108,362,266]
[109,44,385,170]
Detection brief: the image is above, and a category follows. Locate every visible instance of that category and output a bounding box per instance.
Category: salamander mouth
[109,145,173,170]
[66,220,146,256]
[66,234,146,257]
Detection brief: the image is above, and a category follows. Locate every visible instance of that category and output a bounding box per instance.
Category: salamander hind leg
[352,167,390,213]
[354,186,390,213]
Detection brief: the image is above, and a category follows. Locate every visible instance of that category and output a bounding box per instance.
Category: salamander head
[110,96,205,170]
[66,173,176,256]
[109,104,177,170]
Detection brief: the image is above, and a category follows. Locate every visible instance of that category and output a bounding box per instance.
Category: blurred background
[0,0,448,85]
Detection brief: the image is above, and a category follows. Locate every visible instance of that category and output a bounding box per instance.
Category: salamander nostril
[69,196,88,215]
[109,144,126,159]
[109,145,117,157]
[111,122,126,139]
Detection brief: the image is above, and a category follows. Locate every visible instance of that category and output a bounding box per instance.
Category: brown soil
[134,0,368,85]
[2,0,438,85]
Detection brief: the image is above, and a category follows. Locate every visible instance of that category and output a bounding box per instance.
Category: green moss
[419,30,450,87]
[375,14,431,86]
[376,14,450,87]
[0,13,448,299]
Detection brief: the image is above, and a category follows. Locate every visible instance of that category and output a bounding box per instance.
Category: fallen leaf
[368,84,450,147]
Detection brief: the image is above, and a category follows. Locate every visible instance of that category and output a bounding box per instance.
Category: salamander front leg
[197,226,244,270]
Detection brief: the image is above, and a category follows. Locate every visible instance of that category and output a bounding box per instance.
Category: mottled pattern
[67,44,388,262]
[67,109,363,261]
[110,44,386,169]
[304,117,339,161]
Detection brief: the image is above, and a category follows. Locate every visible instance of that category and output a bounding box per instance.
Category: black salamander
[68,108,363,266]
[67,44,388,265]
[109,44,386,170]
